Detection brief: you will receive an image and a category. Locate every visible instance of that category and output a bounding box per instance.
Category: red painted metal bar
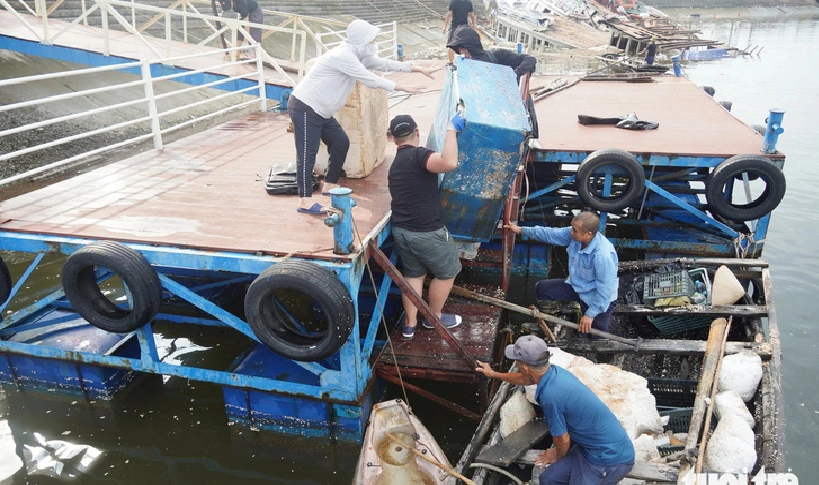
[367,240,478,371]
[376,368,481,421]
[502,164,525,292]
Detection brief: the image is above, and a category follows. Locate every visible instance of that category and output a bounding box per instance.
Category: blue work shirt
[521,226,618,318]
[535,365,635,466]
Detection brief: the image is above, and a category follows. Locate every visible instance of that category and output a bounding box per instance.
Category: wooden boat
[448,258,783,484]
[354,399,453,485]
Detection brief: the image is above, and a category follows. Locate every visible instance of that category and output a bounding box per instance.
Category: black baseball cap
[389,115,417,138]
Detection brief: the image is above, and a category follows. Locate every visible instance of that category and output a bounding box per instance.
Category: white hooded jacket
[290,19,412,118]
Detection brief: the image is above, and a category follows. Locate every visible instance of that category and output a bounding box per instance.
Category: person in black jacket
[220,0,263,50]
[446,26,539,138]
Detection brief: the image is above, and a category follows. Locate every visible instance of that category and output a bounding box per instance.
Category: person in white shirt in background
[288,19,438,214]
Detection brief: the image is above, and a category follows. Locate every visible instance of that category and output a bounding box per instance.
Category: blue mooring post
[762,109,786,154]
[397,44,404,61]
[516,43,523,54]
[324,188,357,255]
[671,56,682,77]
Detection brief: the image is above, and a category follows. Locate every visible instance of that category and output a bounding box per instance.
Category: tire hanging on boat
[705,154,786,222]
[61,241,163,333]
[576,148,645,212]
[244,260,354,362]
[0,257,12,305]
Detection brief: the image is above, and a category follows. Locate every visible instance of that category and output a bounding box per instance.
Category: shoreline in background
[662,4,818,19]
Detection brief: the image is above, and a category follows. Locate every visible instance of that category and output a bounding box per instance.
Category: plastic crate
[660,407,696,433]
[643,270,695,303]
[657,407,716,456]
[647,378,698,408]
[648,314,714,335]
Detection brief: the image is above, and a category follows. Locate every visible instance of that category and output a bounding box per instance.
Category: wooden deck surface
[377,300,501,381]
[0,111,393,261]
[531,75,779,158]
[0,45,775,261]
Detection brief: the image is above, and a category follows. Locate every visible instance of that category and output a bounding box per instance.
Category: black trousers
[287,96,349,197]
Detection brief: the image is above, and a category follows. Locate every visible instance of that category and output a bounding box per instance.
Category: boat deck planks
[0,111,394,261]
[377,301,500,381]
[474,418,550,467]
[531,76,779,159]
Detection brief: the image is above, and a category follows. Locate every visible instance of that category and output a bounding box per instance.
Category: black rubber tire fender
[705,154,786,222]
[576,148,645,212]
[62,241,163,333]
[0,257,11,305]
[244,261,354,362]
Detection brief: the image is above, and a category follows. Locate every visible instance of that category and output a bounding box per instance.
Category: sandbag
[499,388,535,438]
[711,265,746,305]
[704,414,757,473]
[714,390,755,428]
[718,351,763,402]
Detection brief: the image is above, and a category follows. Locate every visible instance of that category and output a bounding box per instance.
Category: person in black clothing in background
[388,112,465,339]
[641,37,658,65]
[443,0,476,63]
[220,0,263,55]
[446,26,539,138]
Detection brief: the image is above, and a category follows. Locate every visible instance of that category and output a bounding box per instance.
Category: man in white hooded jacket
[288,19,436,214]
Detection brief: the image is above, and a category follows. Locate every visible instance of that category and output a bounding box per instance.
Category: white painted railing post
[183,0,188,43]
[256,45,267,112]
[100,0,110,55]
[81,0,88,26]
[36,0,50,43]
[140,61,163,150]
[298,30,305,81]
[165,11,172,57]
[392,21,397,61]
[290,16,297,62]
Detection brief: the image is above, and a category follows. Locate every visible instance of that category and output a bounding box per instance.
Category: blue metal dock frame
[521,109,786,258]
[0,214,395,439]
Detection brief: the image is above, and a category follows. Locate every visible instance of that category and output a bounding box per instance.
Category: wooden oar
[384,432,477,485]
[449,285,639,348]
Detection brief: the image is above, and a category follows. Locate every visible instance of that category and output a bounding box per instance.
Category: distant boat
[354,399,452,485]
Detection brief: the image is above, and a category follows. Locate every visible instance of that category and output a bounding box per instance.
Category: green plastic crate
[643,270,695,303]
[648,314,714,335]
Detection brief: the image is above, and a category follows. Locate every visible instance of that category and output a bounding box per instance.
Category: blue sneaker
[422,313,462,330]
[402,325,416,339]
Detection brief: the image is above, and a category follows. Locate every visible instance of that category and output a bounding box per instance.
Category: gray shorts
[392,226,462,280]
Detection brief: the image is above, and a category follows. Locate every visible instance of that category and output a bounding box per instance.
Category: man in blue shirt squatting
[504,211,618,334]
[476,335,635,484]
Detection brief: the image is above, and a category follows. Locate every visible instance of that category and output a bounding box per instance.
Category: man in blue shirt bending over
[504,211,618,333]
[476,336,635,484]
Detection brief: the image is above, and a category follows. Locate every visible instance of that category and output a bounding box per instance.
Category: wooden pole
[696,316,733,474]
[677,317,729,484]
[449,285,638,347]
[384,432,478,485]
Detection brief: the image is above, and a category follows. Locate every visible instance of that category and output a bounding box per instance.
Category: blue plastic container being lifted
[427,57,531,243]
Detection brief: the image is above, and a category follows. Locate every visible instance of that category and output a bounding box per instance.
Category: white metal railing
[0,45,267,188]
[1,0,400,80]
[315,21,398,60]
[1,0,307,82]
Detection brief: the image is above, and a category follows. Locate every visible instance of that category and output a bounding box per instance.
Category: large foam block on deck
[223,344,374,442]
[315,83,388,179]
[428,58,530,242]
[0,309,140,399]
